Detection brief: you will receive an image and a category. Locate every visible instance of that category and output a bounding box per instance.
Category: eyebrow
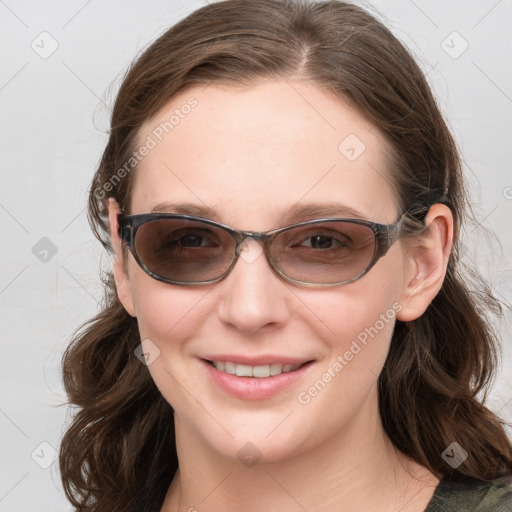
[150,202,218,218]
[149,201,371,223]
[281,203,370,223]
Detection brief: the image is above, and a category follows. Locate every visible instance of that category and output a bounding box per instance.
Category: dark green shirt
[425,476,512,511]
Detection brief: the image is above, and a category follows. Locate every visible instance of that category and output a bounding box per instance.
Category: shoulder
[425,475,512,512]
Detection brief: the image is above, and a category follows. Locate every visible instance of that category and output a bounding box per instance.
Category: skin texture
[107,80,453,512]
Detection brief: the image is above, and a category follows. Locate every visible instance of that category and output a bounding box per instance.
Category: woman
[59,1,512,510]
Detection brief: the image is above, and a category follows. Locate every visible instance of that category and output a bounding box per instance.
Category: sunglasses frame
[117,212,405,287]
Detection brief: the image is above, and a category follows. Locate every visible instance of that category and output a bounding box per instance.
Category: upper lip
[201,354,313,366]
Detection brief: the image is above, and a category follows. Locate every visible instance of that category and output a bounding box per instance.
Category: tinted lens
[270,221,376,284]
[134,218,235,283]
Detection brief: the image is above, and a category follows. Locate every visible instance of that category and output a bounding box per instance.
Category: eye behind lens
[133,218,236,283]
[270,221,377,285]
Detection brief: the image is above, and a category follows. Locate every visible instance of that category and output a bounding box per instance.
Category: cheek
[308,247,404,348]
[290,291,403,447]
[303,285,401,381]
[128,262,209,341]
[127,269,218,378]
[295,254,404,397]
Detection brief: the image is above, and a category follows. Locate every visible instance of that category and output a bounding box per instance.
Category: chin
[211,407,326,464]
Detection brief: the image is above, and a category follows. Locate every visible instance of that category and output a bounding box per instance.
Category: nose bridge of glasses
[232,230,269,248]
[230,231,276,271]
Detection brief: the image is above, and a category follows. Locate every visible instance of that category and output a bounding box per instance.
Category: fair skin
[107,80,453,512]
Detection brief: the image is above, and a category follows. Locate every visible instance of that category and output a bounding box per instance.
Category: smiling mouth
[206,360,311,378]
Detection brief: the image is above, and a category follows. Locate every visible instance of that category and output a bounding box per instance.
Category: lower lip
[202,360,313,400]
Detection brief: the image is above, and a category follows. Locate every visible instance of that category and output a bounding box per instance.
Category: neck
[162,389,439,512]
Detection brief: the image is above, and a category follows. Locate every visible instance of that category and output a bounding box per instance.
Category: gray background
[1,0,511,510]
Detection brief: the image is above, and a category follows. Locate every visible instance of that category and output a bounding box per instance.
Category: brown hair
[59,1,512,510]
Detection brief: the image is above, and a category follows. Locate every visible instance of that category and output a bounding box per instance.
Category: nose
[216,239,290,333]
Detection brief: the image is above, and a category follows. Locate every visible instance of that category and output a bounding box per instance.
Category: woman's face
[111,80,417,463]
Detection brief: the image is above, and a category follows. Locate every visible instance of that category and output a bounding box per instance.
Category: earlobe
[107,198,137,318]
[396,204,454,322]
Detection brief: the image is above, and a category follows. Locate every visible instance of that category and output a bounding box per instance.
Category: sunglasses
[117,213,405,287]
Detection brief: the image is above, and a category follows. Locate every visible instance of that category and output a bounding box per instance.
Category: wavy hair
[59,1,512,510]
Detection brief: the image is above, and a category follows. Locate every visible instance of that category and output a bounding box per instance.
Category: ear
[396,203,454,322]
[107,198,137,317]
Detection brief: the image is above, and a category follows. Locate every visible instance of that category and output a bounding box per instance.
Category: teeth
[224,361,236,375]
[212,361,301,378]
[253,365,271,378]
[270,363,283,376]
[235,364,253,377]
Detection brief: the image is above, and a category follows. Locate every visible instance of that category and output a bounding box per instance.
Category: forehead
[130,80,398,226]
